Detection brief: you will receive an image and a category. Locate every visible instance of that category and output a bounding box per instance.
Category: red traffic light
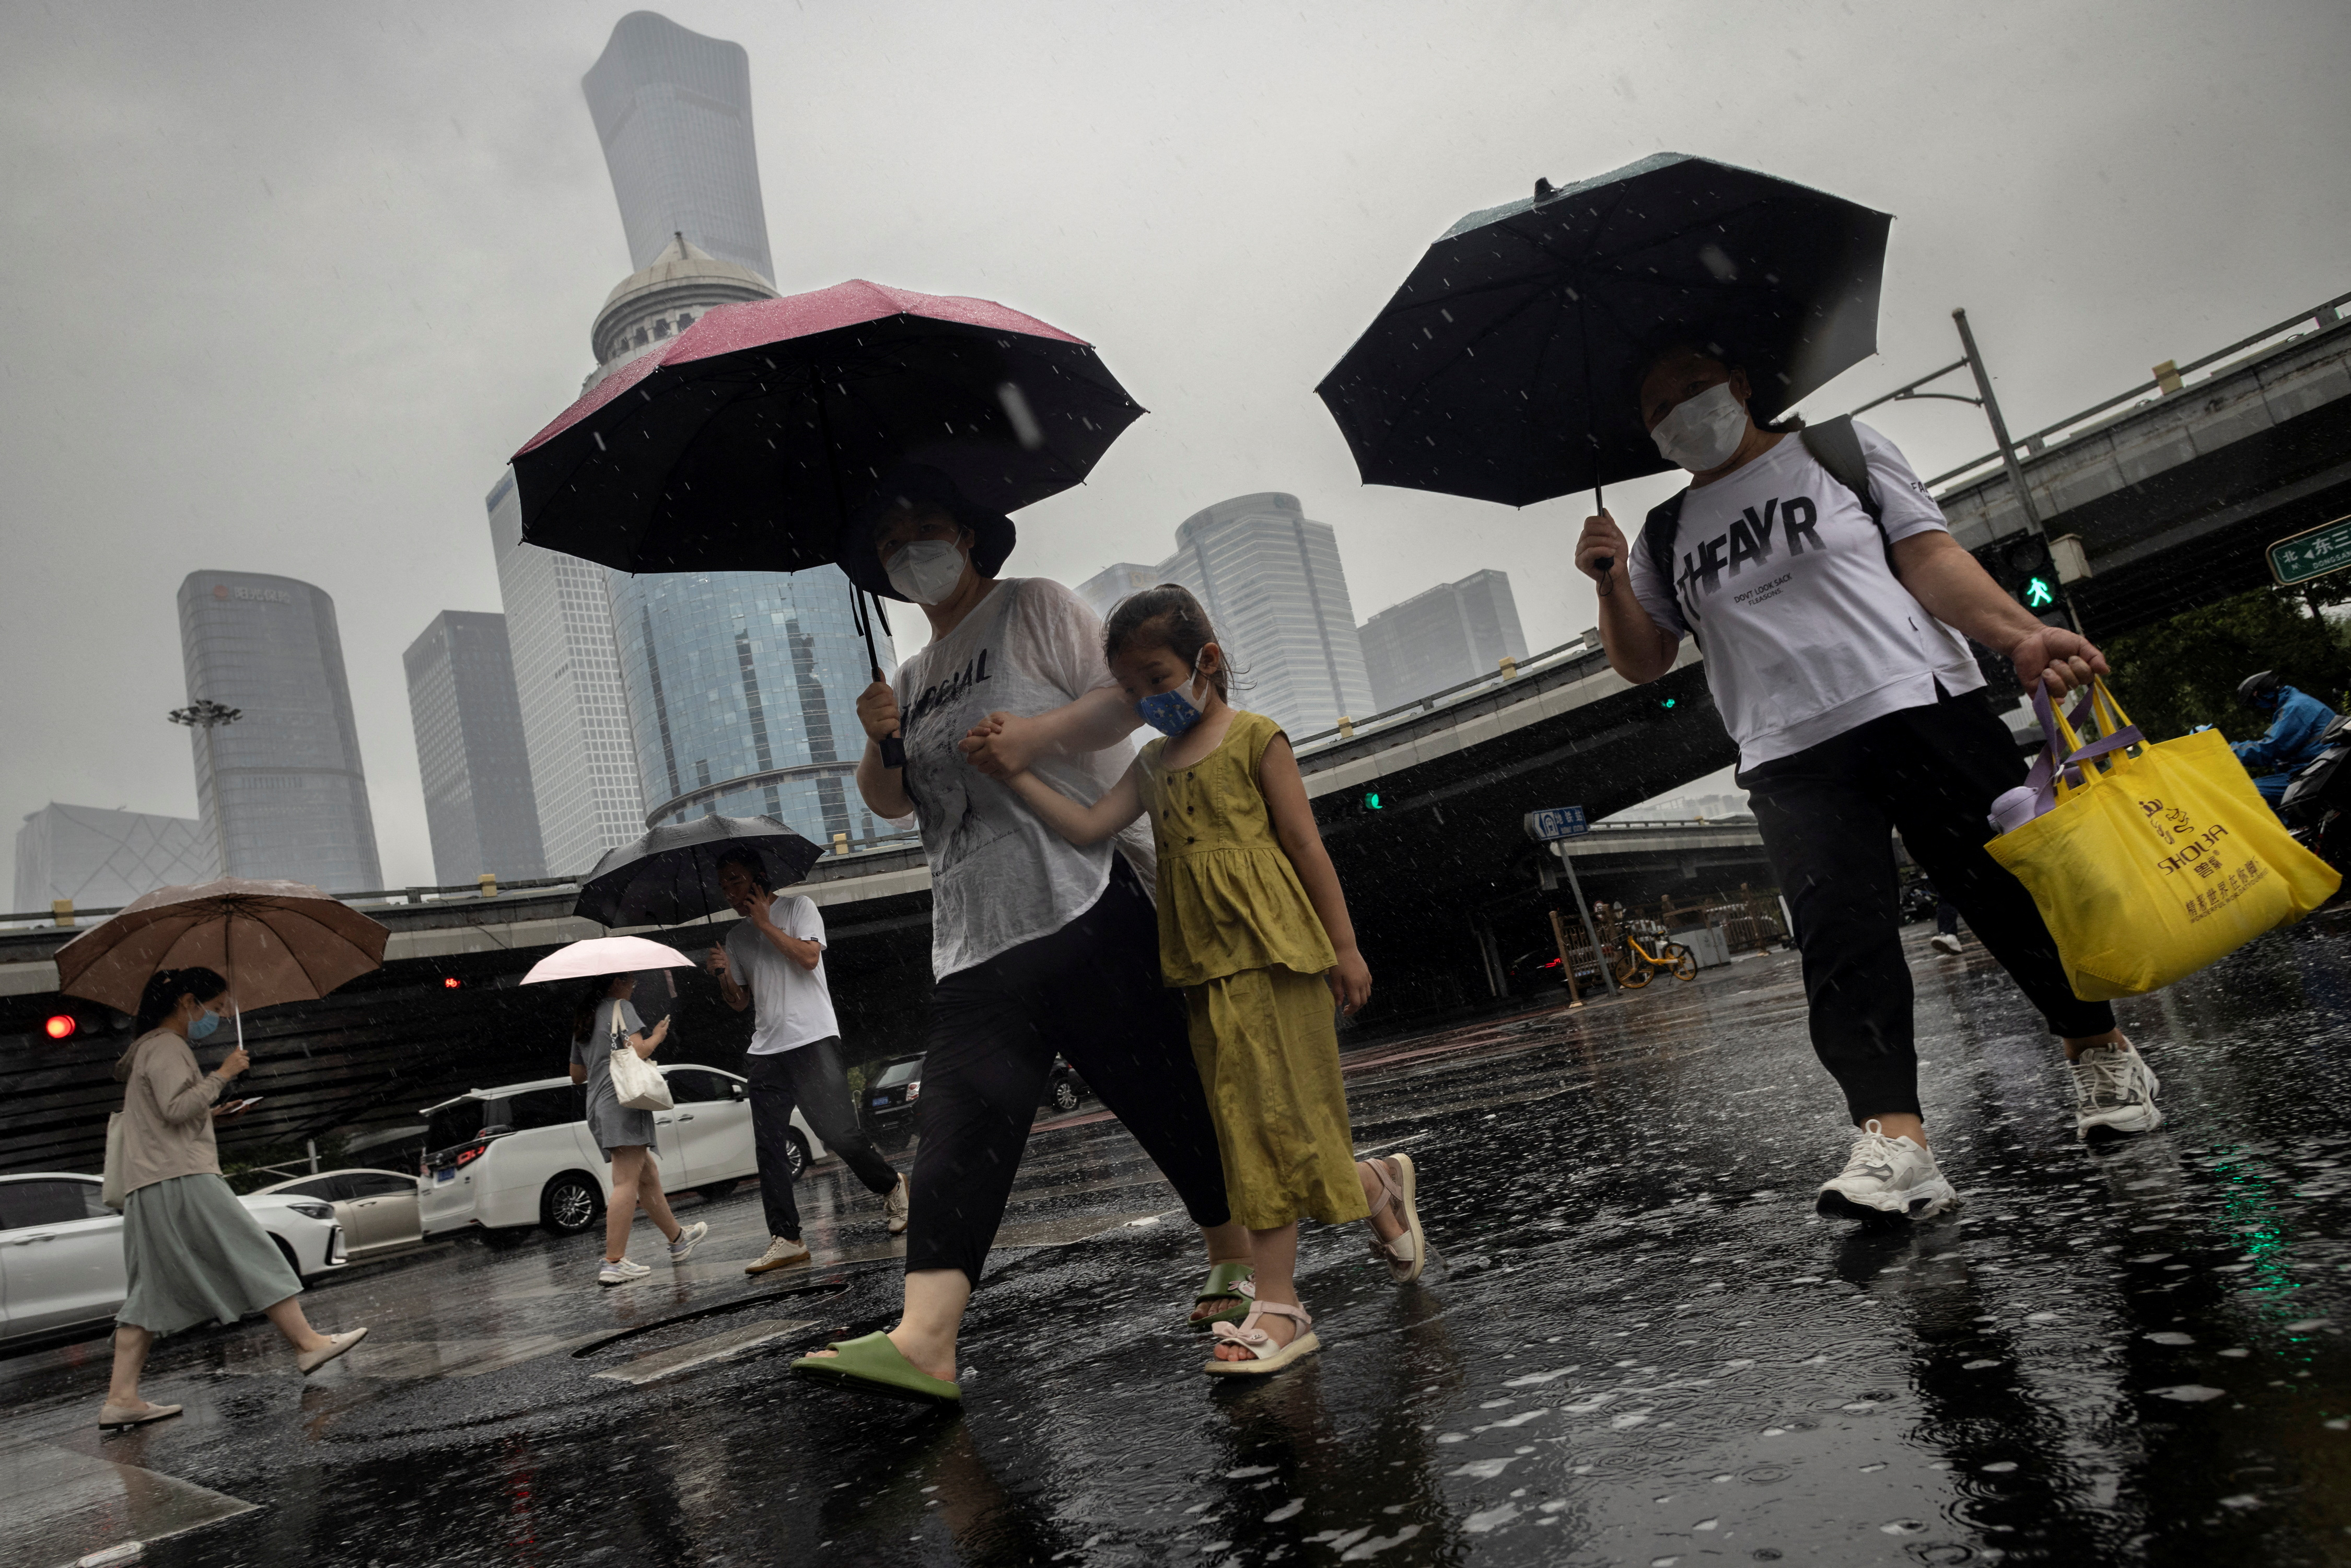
[43,1015,76,1040]
[443,978,461,990]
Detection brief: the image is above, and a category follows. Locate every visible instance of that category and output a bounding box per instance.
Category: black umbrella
[574,815,825,929]
[1316,153,1891,509]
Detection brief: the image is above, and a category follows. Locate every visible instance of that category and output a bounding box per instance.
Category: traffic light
[1979,534,2063,617]
[1659,696,1678,710]
[43,1014,76,1040]
[1362,791,1384,811]
[443,977,462,990]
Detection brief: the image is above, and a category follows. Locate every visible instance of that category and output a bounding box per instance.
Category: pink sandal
[1363,1154,1427,1284]
[1202,1300,1319,1377]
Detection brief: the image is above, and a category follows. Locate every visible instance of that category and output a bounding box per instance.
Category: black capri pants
[905,858,1230,1286]
[1740,688,2115,1125]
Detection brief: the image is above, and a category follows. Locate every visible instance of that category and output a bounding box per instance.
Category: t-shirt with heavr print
[889,577,1153,979]
[1626,421,1983,771]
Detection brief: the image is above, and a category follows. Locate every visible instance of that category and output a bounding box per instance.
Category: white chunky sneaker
[2072,1040,2163,1141]
[668,1220,708,1263]
[744,1236,812,1275]
[885,1174,911,1236]
[1929,932,1963,956]
[1815,1120,1959,1221]
[598,1257,651,1287]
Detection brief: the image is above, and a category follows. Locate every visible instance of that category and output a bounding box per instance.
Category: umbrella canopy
[509,278,1145,576]
[574,815,825,930]
[521,936,700,988]
[1316,153,1891,507]
[55,878,388,1014]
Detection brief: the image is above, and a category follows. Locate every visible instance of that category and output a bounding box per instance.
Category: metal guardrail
[1902,289,2351,495]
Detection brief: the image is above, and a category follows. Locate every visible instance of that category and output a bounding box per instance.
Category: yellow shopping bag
[1985,678,2341,1000]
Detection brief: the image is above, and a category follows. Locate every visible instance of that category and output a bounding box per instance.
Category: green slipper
[791,1331,961,1404]
[1190,1261,1256,1331]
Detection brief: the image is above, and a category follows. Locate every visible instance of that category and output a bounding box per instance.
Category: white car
[0,1171,347,1354]
[416,1063,828,1240]
[252,1169,424,1261]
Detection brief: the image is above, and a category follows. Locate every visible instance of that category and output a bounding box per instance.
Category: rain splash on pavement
[3,911,2348,1567]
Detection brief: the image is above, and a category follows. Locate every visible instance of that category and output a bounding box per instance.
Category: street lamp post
[168,699,243,876]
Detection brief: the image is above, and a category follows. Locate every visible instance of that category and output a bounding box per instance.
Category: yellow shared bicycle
[1614,928,1698,989]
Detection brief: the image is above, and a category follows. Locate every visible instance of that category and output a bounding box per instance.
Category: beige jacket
[112,1029,226,1195]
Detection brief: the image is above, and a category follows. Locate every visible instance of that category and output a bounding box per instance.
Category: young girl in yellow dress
[993,584,1428,1376]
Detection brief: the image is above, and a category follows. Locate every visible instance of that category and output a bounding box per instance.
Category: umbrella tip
[1534,177,1554,200]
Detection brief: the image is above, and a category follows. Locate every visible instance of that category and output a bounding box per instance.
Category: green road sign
[2269,513,2351,587]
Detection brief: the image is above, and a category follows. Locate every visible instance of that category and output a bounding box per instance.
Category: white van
[416,1064,829,1239]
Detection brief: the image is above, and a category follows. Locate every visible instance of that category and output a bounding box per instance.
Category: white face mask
[1649,381,1751,474]
[884,539,968,605]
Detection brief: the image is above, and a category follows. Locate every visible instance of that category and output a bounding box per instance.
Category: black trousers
[1740,689,2115,1124]
[906,860,1231,1286]
[747,1038,900,1242]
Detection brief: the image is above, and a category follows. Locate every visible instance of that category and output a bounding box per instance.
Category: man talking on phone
[707,847,910,1273]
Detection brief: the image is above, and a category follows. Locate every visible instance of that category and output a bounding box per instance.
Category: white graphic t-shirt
[1627,421,1983,771]
[890,577,1150,979]
[723,895,839,1055]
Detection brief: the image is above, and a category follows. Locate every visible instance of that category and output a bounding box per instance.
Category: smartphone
[231,1096,265,1112]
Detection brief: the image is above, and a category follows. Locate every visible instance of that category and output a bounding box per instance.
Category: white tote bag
[606,1005,673,1112]
[101,1111,127,1211]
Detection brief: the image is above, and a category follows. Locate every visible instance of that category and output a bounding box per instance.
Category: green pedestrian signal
[1659,697,1677,709]
[2022,575,2056,610]
[1363,792,1383,810]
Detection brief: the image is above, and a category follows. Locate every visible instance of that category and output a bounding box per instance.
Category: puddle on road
[592,1318,819,1386]
[347,1331,612,1381]
[0,1442,254,1568]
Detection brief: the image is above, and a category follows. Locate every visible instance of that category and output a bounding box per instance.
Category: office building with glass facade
[403,611,547,885]
[608,567,894,844]
[583,12,776,286]
[485,472,646,879]
[15,804,215,913]
[1154,494,1373,736]
[176,572,382,892]
[1357,568,1528,713]
[1074,561,1162,623]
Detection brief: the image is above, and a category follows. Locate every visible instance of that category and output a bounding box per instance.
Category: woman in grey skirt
[102,967,368,1430]
[569,974,705,1286]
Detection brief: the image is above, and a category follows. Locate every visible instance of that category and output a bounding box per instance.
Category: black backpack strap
[1637,492,1692,623]
[1798,415,1882,536]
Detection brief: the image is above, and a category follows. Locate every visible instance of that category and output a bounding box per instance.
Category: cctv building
[176,572,383,893]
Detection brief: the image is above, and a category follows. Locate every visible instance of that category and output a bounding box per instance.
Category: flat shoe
[1364,1154,1427,1285]
[1190,1260,1255,1330]
[99,1400,182,1429]
[791,1331,960,1404]
[298,1327,368,1375]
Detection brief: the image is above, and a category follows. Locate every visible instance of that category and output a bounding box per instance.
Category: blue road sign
[1524,806,1589,842]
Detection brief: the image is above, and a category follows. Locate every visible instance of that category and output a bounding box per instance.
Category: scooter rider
[2232,671,2338,812]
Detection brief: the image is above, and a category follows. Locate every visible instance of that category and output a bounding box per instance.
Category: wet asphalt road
[6,911,2351,1568]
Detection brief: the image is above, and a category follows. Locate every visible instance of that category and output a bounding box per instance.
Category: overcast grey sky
[5,0,2347,895]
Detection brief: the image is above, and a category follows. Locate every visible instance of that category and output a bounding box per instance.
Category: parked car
[416,1063,830,1240]
[252,1168,424,1261]
[862,1058,924,1137]
[0,1170,346,1355]
[1043,1057,1091,1116]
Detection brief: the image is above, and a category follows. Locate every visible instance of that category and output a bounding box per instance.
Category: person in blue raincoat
[2232,670,2338,811]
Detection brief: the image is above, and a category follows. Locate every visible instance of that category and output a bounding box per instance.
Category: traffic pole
[1557,842,1617,996]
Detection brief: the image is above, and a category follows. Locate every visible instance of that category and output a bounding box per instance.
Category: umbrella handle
[848,585,906,770]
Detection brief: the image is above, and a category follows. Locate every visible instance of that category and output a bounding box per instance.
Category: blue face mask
[187,1006,224,1041]
[1136,660,1210,737]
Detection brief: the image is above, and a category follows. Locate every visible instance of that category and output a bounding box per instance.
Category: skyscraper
[583,12,776,285]
[1157,494,1373,735]
[15,804,214,913]
[1074,562,1161,623]
[176,572,382,892]
[1357,569,1528,712]
[403,611,548,885]
[485,473,645,879]
[609,570,893,843]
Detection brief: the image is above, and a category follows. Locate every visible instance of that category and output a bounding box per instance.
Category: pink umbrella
[520,936,699,987]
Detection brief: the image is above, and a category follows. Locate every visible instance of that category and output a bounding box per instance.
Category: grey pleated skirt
[118,1173,303,1336]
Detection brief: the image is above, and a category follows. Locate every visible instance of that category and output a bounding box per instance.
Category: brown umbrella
[56,879,389,1043]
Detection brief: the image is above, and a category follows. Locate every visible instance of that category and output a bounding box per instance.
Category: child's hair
[1102,584,1231,700]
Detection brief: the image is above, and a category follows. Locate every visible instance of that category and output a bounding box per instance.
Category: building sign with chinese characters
[2268,513,2351,587]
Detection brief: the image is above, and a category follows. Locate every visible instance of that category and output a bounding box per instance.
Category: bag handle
[2025,678,2145,814]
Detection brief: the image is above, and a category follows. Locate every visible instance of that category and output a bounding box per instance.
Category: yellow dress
[1139,710,1368,1229]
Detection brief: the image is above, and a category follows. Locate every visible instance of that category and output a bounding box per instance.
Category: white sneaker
[1930,932,1962,956]
[885,1174,910,1236]
[1815,1121,1959,1221]
[598,1257,650,1287]
[744,1236,812,1275]
[668,1221,708,1263]
[2072,1040,2163,1140]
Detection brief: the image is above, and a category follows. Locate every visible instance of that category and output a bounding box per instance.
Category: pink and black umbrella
[508,278,1143,578]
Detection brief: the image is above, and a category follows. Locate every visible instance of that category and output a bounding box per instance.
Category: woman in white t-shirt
[790,464,1239,1404]
[1574,342,2164,1224]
